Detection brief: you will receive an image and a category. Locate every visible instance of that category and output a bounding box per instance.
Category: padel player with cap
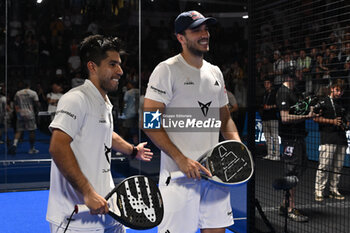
[144,11,241,233]
[46,35,153,233]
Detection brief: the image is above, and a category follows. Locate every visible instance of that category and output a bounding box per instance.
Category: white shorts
[49,223,125,233]
[158,179,234,233]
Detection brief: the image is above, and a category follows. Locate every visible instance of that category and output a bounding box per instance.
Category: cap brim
[188,17,217,29]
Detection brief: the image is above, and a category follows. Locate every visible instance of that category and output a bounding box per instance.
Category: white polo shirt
[46,80,120,230]
[145,54,228,184]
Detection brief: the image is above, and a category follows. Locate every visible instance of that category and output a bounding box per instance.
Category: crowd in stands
[0,0,249,145]
[1,1,349,145]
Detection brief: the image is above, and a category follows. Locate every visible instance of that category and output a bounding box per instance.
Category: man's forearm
[111,132,134,155]
[144,127,185,164]
[50,140,93,196]
[220,106,240,141]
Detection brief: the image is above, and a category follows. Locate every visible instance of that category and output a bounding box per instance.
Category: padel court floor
[0,190,238,233]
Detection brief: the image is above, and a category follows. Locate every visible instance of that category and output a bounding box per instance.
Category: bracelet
[130,146,138,159]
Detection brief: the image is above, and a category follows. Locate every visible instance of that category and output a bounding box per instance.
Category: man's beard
[100,78,118,93]
[186,39,208,57]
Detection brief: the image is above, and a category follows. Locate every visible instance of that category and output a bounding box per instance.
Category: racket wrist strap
[130,146,138,159]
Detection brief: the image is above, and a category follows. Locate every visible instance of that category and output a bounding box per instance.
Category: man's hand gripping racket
[72,175,163,230]
[167,140,254,186]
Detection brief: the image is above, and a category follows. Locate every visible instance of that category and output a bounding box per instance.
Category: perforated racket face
[108,175,164,230]
[207,141,253,185]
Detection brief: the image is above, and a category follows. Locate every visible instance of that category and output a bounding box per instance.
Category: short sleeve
[33,92,39,102]
[215,66,229,107]
[145,63,173,105]
[49,92,86,139]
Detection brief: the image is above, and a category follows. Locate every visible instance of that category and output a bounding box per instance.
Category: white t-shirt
[145,54,228,184]
[46,92,63,113]
[46,80,120,230]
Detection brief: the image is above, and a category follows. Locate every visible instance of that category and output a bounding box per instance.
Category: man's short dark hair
[283,66,296,80]
[79,35,124,75]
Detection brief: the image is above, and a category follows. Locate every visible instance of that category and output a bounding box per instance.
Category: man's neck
[89,76,108,101]
[181,51,203,69]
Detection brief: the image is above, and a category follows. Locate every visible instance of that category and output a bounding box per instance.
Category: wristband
[130,146,138,159]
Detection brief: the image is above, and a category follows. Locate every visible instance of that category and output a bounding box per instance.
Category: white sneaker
[329,190,345,200]
[315,190,324,201]
[28,148,39,154]
[263,154,280,161]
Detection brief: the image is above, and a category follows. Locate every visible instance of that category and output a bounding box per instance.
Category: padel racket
[167,140,254,186]
[75,175,164,230]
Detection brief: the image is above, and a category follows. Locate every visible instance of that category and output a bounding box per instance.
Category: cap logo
[190,11,203,20]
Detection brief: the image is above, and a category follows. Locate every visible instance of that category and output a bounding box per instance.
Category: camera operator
[314,79,348,202]
[275,66,319,222]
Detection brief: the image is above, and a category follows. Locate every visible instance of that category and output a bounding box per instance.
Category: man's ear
[176,33,185,45]
[87,61,96,73]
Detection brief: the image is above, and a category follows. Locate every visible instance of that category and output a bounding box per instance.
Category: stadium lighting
[242,15,249,19]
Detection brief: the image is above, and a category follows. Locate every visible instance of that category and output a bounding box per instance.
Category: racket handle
[74,204,90,214]
[165,171,185,185]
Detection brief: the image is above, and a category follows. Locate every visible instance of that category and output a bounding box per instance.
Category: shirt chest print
[99,114,107,123]
[184,77,194,85]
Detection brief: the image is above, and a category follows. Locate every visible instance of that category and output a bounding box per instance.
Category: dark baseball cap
[174,10,217,34]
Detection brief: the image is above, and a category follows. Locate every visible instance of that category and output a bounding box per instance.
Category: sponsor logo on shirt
[214,80,220,86]
[184,77,194,85]
[150,86,166,95]
[55,109,76,119]
[198,101,212,117]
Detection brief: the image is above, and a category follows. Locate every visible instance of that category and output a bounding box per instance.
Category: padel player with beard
[144,11,241,233]
[47,35,153,233]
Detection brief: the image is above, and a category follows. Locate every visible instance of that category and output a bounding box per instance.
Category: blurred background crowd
[0,0,349,143]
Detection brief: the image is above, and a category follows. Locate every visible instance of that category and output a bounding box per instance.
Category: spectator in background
[8,82,40,155]
[34,82,48,111]
[227,89,239,120]
[316,53,330,95]
[122,81,139,145]
[47,81,64,120]
[328,46,341,79]
[52,35,68,69]
[228,60,244,92]
[261,56,274,81]
[71,71,85,88]
[234,76,247,137]
[53,68,70,92]
[340,42,350,86]
[49,16,64,45]
[314,79,348,201]
[38,34,52,70]
[0,84,6,144]
[87,20,99,35]
[261,78,280,161]
[67,46,81,76]
[9,15,22,39]
[296,49,311,93]
[283,52,296,70]
[23,13,36,37]
[273,50,285,87]
[9,35,23,66]
[309,48,319,93]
